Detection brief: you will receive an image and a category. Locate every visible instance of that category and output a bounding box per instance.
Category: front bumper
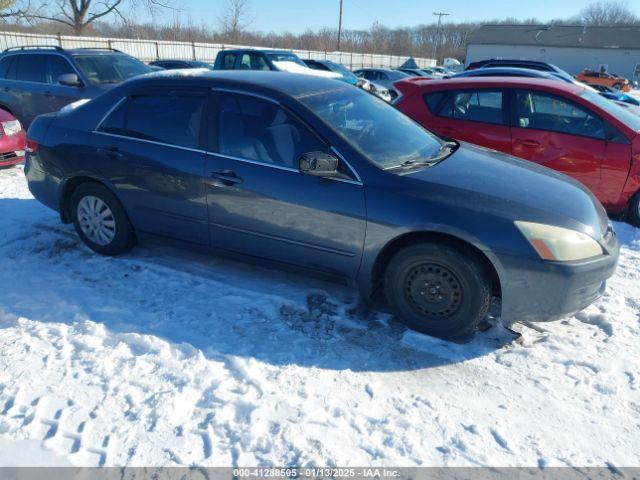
[497,235,620,324]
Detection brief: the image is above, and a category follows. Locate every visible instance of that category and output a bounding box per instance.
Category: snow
[0,165,639,467]
[271,61,342,79]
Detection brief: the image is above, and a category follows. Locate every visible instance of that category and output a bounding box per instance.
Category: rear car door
[204,90,366,277]
[510,90,605,198]
[423,89,512,154]
[93,89,209,244]
[2,53,51,126]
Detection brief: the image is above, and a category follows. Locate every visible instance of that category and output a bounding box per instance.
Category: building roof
[468,24,640,50]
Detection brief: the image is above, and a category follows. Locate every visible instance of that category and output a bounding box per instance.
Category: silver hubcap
[77,195,116,246]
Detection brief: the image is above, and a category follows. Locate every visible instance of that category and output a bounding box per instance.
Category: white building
[466,24,640,80]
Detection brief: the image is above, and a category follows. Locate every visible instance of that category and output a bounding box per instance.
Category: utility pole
[432,11,450,62]
[337,0,344,51]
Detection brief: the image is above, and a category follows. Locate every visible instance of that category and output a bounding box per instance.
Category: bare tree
[218,0,251,43]
[20,0,174,35]
[0,0,31,19]
[581,1,639,25]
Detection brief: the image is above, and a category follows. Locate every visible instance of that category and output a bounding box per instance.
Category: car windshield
[580,88,640,131]
[326,61,357,80]
[300,86,447,169]
[266,53,306,67]
[72,54,152,85]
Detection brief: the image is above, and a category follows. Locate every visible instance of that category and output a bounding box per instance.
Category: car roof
[129,69,349,99]
[459,67,551,76]
[1,46,126,56]
[402,76,585,94]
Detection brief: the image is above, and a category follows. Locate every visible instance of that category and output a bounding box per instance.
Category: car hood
[403,143,610,238]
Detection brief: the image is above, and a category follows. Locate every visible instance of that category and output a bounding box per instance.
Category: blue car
[449,67,574,83]
[25,70,619,338]
[590,84,640,106]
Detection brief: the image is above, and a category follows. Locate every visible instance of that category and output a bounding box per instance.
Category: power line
[337,0,344,51]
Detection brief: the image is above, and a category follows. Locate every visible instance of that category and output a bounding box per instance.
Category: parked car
[397,68,433,78]
[394,77,640,225]
[352,68,409,100]
[575,69,632,92]
[0,108,25,168]
[590,84,640,106]
[466,59,573,78]
[149,59,214,70]
[26,70,618,338]
[302,59,359,85]
[421,67,444,78]
[449,67,574,84]
[0,46,153,127]
[213,49,340,80]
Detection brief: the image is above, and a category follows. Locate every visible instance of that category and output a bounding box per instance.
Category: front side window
[300,84,445,169]
[514,91,605,140]
[0,56,14,79]
[16,54,47,83]
[216,93,324,169]
[47,55,76,84]
[99,93,206,149]
[72,54,151,85]
[437,90,504,125]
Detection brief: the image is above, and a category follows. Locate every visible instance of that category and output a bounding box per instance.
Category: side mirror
[58,73,83,87]
[299,152,341,178]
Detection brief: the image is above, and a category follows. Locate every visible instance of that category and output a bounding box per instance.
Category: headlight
[1,120,22,136]
[515,221,603,261]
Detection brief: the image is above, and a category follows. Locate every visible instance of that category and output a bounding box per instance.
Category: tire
[70,182,136,255]
[384,243,491,339]
[628,191,640,227]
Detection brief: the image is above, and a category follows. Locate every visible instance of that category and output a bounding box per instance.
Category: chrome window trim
[93,131,205,154]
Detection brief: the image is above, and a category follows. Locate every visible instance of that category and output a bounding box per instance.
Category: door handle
[98,146,124,159]
[210,170,243,186]
[515,139,541,148]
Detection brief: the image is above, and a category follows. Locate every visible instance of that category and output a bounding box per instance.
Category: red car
[394,77,640,225]
[0,109,25,168]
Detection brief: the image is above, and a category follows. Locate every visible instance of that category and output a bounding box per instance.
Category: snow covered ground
[0,165,639,468]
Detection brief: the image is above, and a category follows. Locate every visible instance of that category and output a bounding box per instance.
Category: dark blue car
[25,70,619,338]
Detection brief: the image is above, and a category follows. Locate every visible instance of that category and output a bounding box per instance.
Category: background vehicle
[590,84,640,106]
[394,77,640,225]
[213,49,340,80]
[0,109,24,168]
[449,67,574,83]
[149,59,214,70]
[421,67,444,78]
[397,68,433,78]
[302,59,359,85]
[353,68,409,100]
[575,69,632,92]
[0,46,152,127]
[25,70,618,339]
[466,58,571,75]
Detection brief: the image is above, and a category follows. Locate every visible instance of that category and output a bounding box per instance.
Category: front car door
[510,89,605,198]
[93,88,209,244]
[44,54,86,112]
[204,90,366,277]
[423,88,512,154]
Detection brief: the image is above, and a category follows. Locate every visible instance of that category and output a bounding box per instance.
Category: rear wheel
[70,182,136,255]
[628,191,640,227]
[384,243,491,339]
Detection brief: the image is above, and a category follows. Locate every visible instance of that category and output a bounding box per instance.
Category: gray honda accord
[25,70,619,338]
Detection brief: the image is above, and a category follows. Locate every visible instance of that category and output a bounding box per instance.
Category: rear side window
[99,93,206,149]
[220,53,237,70]
[514,91,605,140]
[424,92,447,113]
[0,56,14,78]
[16,54,47,83]
[437,90,505,125]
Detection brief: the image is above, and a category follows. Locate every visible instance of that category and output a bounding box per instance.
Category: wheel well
[371,231,502,297]
[59,177,106,223]
[0,105,14,116]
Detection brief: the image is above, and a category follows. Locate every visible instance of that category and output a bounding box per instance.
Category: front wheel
[628,191,640,227]
[70,182,136,255]
[384,244,491,339]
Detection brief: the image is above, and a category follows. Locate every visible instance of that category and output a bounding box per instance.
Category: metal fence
[0,30,437,70]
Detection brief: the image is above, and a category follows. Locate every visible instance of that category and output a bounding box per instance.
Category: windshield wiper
[385,141,458,171]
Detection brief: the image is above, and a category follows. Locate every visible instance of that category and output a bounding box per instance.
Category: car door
[510,90,605,198]
[44,54,86,112]
[423,89,512,154]
[93,88,209,245]
[203,90,366,277]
